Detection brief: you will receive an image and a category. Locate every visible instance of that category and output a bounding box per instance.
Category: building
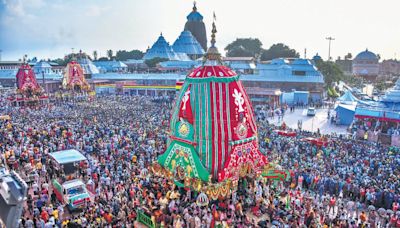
[243,58,324,102]
[312,53,322,62]
[78,57,100,77]
[379,59,400,76]
[354,79,400,145]
[184,2,207,51]
[335,58,353,75]
[222,57,256,74]
[94,60,128,73]
[172,30,205,60]
[352,49,379,81]
[143,33,189,61]
[123,59,148,72]
[93,73,185,97]
[0,61,62,87]
[33,61,54,75]
[0,61,21,70]
[158,60,201,72]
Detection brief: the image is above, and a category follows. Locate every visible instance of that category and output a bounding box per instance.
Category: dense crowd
[351,118,400,136]
[0,94,399,227]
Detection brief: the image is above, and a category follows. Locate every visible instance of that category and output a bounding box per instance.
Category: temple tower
[184,2,207,52]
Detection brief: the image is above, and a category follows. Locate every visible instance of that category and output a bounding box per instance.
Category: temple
[352,49,379,81]
[184,2,207,51]
[143,33,189,61]
[158,18,268,188]
[172,30,205,60]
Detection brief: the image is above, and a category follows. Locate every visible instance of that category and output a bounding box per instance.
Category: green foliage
[224,38,263,57]
[144,57,168,68]
[93,51,98,61]
[107,50,113,60]
[52,58,68,66]
[315,60,344,87]
[375,80,391,92]
[343,74,362,88]
[115,50,144,61]
[327,87,339,98]
[260,43,299,61]
[98,57,109,61]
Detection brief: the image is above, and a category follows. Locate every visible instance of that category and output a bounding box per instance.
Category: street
[269,108,348,135]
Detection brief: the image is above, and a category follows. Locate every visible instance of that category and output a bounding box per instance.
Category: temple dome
[33,60,53,74]
[78,57,100,74]
[144,33,188,60]
[355,49,378,61]
[186,3,203,21]
[172,30,205,58]
[312,53,322,61]
[184,2,207,51]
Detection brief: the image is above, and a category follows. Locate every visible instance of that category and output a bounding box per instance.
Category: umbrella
[196,192,209,206]
[378,208,386,215]
[386,209,394,215]
[368,205,376,211]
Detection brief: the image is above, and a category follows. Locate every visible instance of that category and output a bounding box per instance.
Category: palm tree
[107,50,113,60]
[93,51,98,61]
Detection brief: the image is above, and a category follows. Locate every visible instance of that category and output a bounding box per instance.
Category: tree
[115,50,144,61]
[107,50,113,60]
[260,43,299,61]
[98,57,109,61]
[144,57,168,68]
[224,38,263,58]
[93,51,98,61]
[315,60,344,86]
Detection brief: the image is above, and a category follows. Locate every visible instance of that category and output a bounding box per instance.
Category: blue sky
[1,0,399,61]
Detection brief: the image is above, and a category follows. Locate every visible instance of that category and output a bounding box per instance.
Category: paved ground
[269,108,348,135]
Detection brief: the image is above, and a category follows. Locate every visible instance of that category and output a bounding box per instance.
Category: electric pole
[326,37,335,61]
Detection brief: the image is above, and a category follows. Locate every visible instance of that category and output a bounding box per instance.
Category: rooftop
[354,49,378,61]
[49,149,87,164]
[186,2,203,21]
[172,30,205,56]
[143,33,188,61]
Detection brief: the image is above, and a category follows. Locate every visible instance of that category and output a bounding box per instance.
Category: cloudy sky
[0,0,399,61]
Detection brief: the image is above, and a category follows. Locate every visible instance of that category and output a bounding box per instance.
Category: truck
[49,149,91,210]
[52,179,90,210]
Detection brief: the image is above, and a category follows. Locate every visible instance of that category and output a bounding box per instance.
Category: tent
[281,91,309,105]
[338,90,358,103]
[335,103,356,125]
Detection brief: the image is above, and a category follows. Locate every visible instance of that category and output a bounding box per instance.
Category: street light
[326,37,335,61]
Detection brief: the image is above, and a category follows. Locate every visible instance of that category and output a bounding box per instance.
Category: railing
[136,209,159,228]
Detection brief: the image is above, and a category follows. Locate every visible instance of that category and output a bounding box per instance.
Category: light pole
[326,37,335,61]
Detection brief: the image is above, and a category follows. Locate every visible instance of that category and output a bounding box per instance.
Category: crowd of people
[351,118,400,137]
[0,94,399,227]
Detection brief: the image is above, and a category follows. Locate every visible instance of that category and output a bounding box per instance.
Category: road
[269,108,348,135]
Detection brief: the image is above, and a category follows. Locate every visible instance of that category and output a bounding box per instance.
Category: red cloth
[329,198,336,206]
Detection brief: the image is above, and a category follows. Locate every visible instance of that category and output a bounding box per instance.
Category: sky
[0,0,399,61]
